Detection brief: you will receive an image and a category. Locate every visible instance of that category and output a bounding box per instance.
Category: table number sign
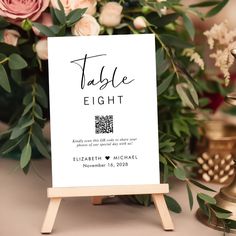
[41,34,174,233]
[48,34,159,187]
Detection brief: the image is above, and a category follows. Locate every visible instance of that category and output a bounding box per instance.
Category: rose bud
[133,16,147,30]
[2,29,20,46]
[35,38,48,60]
[99,2,123,28]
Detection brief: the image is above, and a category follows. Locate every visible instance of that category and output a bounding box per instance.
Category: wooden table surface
[0,157,233,236]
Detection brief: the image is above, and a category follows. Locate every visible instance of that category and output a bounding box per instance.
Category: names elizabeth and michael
[70,53,134,105]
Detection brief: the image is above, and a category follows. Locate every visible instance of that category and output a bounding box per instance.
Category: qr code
[95,115,113,134]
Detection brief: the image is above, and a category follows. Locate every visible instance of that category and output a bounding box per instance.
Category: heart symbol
[105,156,110,160]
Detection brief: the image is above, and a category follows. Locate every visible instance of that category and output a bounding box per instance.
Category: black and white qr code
[95,115,113,134]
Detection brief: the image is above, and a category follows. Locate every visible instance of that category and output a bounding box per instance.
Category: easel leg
[41,198,62,234]
[91,196,103,205]
[152,194,174,231]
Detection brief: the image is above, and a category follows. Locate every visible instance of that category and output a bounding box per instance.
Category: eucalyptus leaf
[32,22,55,37]
[66,8,87,26]
[190,179,216,192]
[158,74,174,96]
[164,195,182,213]
[186,183,193,210]
[183,14,195,40]
[198,193,216,204]
[32,134,50,158]
[176,83,195,110]
[215,212,231,219]
[0,63,11,92]
[174,167,186,180]
[190,1,220,8]
[20,143,32,169]
[22,102,33,116]
[54,8,66,25]
[206,0,229,17]
[160,34,193,49]
[0,137,24,154]
[10,127,27,140]
[8,53,27,70]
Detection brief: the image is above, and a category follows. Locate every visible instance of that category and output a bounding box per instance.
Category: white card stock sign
[48,34,160,187]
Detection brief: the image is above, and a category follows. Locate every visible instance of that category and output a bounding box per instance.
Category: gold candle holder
[197,92,236,233]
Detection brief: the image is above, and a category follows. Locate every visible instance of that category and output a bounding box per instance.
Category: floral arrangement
[0,0,236,232]
[204,21,236,86]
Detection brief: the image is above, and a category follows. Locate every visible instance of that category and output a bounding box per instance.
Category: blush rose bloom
[99,2,123,28]
[71,14,100,36]
[50,0,97,15]
[2,29,20,46]
[133,16,147,30]
[35,38,48,60]
[0,0,50,22]
[32,13,53,36]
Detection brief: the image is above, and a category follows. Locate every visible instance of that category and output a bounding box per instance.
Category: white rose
[72,14,100,36]
[99,2,123,27]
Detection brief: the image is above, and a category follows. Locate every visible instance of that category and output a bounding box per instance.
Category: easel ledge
[41,184,174,234]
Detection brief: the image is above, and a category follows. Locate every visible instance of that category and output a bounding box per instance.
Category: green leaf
[54,8,66,25]
[160,34,193,49]
[66,8,87,26]
[206,0,229,17]
[211,205,232,214]
[19,119,34,129]
[197,195,209,216]
[135,195,151,206]
[32,134,50,158]
[148,13,180,27]
[0,43,19,55]
[11,70,22,84]
[183,14,195,40]
[198,193,216,204]
[226,219,236,229]
[0,137,24,154]
[23,93,32,105]
[176,83,195,109]
[186,183,193,210]
[8,53,27,70]
[174,167,186,180]
[0,16,10,28]
[215,212,231,219]
[156,48,170,76]
[36,84,48,108]
[190,1,220,8]
[20,143,32,169]
[190,179,216,192]
[57,0,66,16]
[22,102,33,116]
[158,73,174,96]
[10,127,27,140]
[164,195,182,213]
[0,63,11,92]
[32,22,55,37]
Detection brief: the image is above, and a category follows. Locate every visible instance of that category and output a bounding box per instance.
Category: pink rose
[72,0,97,15]
[133,16,147,30]
[50,0,97,15]
[32,13,53,36]
[0,0,50,22]
[35,38,48,60]
[2,29,20,46]
[71,14,100,36]
[99,2,123,28]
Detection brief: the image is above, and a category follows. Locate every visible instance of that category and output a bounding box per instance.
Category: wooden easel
[41,184,174,234]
